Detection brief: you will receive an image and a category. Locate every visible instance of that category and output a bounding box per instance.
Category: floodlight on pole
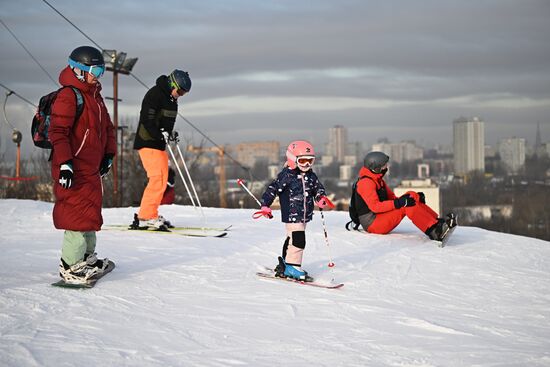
[102,49,138,205]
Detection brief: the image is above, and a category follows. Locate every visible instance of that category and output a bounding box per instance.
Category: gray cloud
[1,0,549,158]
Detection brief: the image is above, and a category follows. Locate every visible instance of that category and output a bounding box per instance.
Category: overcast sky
[1,0,549,157]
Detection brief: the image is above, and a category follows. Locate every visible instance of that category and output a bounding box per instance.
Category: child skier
[350,151,457,243]
[255,140,334,281]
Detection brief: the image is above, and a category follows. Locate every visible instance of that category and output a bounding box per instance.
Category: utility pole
[12,130,22,178]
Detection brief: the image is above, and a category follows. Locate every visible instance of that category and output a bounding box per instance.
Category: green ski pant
[61,230,96,266]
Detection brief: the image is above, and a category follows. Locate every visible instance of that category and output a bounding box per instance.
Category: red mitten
[253,206,273,219]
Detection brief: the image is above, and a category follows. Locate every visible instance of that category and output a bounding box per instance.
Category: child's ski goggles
[68,58,106,78]
[297,156,315,166]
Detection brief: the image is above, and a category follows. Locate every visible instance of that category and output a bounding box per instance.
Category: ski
[103,226,227,238]
[256,269,344,289]
[51,260,115,289]
[105,224,232,232]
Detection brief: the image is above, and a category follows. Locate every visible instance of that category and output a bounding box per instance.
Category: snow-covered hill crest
[1,199,549,366]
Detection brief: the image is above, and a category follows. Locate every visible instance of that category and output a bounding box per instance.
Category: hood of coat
[155,75,173,97]
[359,166,384,183]
[58,66,102,94]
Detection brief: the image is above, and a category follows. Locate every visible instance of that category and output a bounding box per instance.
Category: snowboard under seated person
[255,140,334,281]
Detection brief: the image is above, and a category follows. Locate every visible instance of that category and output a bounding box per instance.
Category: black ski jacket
[133,75,178,151]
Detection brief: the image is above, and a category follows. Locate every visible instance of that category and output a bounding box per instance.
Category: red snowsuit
[49,67,116,231]
[356,167,439,234]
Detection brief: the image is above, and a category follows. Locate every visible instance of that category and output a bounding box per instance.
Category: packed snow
[1,199,549,366]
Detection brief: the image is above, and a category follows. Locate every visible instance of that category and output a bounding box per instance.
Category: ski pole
[237,178,273,219]
[319,208,335,269]
[175,143,203,210]
[237,178,262,207]
[165,139,196,208]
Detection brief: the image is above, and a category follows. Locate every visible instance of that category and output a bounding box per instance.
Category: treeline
[441,155,550,241]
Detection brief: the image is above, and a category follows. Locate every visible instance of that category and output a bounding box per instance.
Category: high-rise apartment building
[327,125,347,162]
[499,138,526,174]
[453,117,485,175]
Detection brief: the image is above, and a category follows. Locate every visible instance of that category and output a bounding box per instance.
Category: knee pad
[291,231,306,249]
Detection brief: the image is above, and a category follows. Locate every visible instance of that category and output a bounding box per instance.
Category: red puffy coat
[49,67,116,231]
[356,166,398,214]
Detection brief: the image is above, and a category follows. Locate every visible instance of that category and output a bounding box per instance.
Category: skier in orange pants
[132,69,191,230]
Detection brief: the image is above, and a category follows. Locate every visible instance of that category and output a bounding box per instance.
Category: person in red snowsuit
[353,151,455,242]
[49,46,116,283]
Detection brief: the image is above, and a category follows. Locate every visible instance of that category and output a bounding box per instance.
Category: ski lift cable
[42,0,255,180]
[0,18,59,87]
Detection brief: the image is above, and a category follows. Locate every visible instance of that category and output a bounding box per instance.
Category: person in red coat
[49,46,116,284]
[353,151,456,243]
[160,167,176,205]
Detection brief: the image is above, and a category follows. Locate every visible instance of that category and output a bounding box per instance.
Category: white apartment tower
[499,138,526,174]
[327,125,347,162]
[453,117,485,175]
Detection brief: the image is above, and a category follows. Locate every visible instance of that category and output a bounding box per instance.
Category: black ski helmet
[363,151,390,173]
[69,46,104,66]
[169,69,192,92]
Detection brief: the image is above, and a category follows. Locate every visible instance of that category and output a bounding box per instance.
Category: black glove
[170,131,179,143]
[59,160,73,189]
[161,129,179,143]
[100,153,114,177]
[394,194,416,209]
[418,192,426,204]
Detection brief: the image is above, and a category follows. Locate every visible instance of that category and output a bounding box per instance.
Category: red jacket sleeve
[356,178,396,213]
[49,88,78,164]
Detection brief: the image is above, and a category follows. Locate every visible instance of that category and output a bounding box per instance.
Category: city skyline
[1,0,549,159]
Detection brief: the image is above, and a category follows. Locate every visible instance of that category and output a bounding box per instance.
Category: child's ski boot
[274,256,313,282]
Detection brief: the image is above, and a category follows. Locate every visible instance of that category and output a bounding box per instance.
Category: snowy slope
[1,199,549,367]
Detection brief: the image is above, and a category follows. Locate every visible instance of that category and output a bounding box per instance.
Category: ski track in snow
[1,199,550,366]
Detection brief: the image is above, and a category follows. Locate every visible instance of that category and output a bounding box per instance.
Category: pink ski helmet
[286,140,315,170]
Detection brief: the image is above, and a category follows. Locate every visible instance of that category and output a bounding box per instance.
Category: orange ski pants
[138,148,169,220]
[367,191,439,235]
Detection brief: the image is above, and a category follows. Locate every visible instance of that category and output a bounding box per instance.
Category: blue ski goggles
[68,58,106,78]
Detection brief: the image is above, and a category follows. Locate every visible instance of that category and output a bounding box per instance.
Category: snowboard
[51,260,115,289]
[438,225,457,248]
[256,268,344,289]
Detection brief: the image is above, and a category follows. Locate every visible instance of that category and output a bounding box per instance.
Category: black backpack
[31,87,84,149]
[346,177,365,231]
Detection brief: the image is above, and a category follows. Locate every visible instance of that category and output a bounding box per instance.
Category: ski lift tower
[102,49,138,205]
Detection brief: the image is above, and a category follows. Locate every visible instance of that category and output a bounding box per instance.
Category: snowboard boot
[446,212,458,229]
[59,258,101,284]
[84,252,109,274]
[426,219,450,242]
